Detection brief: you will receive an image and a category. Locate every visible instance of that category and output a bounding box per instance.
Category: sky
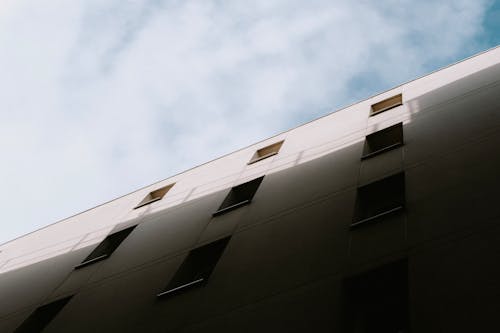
[0,0,499,244]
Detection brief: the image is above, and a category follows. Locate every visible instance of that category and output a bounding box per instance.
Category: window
[341,259,409,333]
[157,237,231,298]
[15,296,73,333]
[213,176,264,216]
[351,172,405,227]
[248,140,284,164]
[75,225,136,269]
[370,93,402,116]
[134,183,175,209]
[361,123,403,159]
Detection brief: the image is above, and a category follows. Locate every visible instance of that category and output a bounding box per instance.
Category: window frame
[361,122,404,160]
[14,296,73,333]
[74,225,136,269]
[341,259,409,332]
[134,183,175,209]
[247,141,284,165]
[369,93,403,116]
[157,237,231,298]
[212,176,264,216]
[351,172,405,228]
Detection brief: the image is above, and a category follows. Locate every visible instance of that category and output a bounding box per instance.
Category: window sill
[247,152,278,165]
[350,206,404,228]
[361,142,403,160]
[212,200,251,217]
[133,197,162,209]
[74,254,109,269]
[369,103,402,116]
[157,278,205,298]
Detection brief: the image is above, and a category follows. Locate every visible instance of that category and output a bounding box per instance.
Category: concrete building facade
[1,46,500,332]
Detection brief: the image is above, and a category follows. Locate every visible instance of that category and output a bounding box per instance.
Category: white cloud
[0,0,491,243]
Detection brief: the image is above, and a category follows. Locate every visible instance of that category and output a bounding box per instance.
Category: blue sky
[0,0,499,244]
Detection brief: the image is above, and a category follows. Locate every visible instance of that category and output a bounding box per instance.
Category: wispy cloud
[0,0,493,243]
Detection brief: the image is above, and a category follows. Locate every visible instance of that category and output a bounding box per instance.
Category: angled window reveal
[15,296,73,333]
[361,123,404,159]
[134,183,175,209]
[157,237,231,298]
[248,140,284,164]
[351,172,405,228]
[370,93,403,116]
[341,259,409,333]
[213,176,264,216]
[75,225,136,269]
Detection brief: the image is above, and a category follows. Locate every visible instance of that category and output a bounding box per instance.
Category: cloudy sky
[0,0,499,244]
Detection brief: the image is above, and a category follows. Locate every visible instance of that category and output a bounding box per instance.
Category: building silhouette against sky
[1,46,500,332]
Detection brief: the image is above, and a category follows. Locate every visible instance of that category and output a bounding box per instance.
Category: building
[1,46,500,332]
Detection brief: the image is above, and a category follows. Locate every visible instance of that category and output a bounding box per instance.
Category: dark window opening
[15,296,73,333]
[248,141,284,164]
[341,259,409,333]
[75,225,136,269]
[362,123,403,159]
[213,176,264,216]
[370,94,403,116]
[134,183,175,209]
[352,173,405,227]
[157,237,231,298]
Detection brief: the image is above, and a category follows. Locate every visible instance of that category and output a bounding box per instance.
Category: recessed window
[370,93,402,116]
[134,183,175,209]
[361,123,403,159]
[248,140,284,164]
[351,172,405,228]
[213,176,264,216]
[15,296,73,333]
[341,259,409,333]
[75,225,136,269]
[157,237,231,298]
